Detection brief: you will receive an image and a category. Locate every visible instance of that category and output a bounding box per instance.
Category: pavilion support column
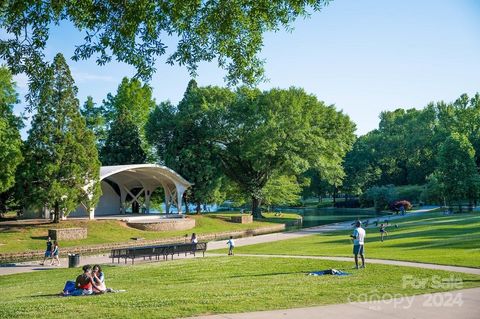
[175,184,186,215]
[164,187,171,214]
[120,187,128,214]
[144,188,152,214]
[89,207,95,220]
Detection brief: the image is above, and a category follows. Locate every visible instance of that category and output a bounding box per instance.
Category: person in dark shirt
[40,237,52,265]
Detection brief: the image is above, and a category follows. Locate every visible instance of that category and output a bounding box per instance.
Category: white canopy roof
[100,164,192,190]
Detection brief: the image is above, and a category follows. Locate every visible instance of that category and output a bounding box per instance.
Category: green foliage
[217,87,355,217]
[102,77,156,162]
[395,185,424,203]
[101,115,146,165]
[146,82,234,211]
[362,185,397,212]
[435,133,479,209]
[345,93,480,199]
[301,168,335,200]
[420,172,445,205]
[17,54,101,222]
[0,66,23,193]
[0,0,331,107]
[80,96,106,148]
[262,174,303,208]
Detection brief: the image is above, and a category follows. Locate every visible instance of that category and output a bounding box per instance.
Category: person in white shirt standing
[227,236,235,256]
[350,220,366,269]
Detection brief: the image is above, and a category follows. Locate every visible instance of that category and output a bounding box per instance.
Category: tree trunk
[252,196,262,219]
[196,202,201,214]
[53,201,60,223]
[332,187,337,206]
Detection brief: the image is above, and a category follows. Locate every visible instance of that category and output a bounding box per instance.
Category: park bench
[110,242,207,265]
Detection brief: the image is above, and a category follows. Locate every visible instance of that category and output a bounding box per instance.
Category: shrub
[395,185,423,203]
[363,185,398,212]
[389,200,412,211]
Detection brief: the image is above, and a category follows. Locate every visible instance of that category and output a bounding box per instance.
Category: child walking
[227,236,235,256]
[51,240,60,266]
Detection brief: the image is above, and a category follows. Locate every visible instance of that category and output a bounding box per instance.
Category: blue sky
[9,0,480,136]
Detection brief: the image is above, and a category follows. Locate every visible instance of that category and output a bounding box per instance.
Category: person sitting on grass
[379,223,388,242]
[92,264,107,294]
[70,264,100,296]
[40,237,52,266]
[227,236,235,256]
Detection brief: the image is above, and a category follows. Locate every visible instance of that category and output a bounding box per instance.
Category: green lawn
[215,212,480,268]
[1,256,479,319]
[0,215,280,254]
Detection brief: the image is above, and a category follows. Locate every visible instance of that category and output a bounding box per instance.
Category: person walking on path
[50,240,60,266]
[40,237,53,265]
[350,221,366,269]
[227,236,235,256]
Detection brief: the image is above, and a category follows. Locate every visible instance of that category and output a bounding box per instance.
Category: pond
[281,207,378,229]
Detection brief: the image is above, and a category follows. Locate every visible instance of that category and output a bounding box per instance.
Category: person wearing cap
[350,220,366,269]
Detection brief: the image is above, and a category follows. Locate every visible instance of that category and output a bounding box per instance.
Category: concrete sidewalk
[184,287,480,319]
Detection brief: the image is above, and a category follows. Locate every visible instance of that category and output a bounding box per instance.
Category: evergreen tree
[101,115,146,165]
[81,96,106,148]
[102,77,156,161]
[18,54,101,223]
[0,67,23,194]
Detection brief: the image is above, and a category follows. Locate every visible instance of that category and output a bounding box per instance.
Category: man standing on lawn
[350,221,366,269]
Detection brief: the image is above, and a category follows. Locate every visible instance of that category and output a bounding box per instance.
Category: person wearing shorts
[40,237,52,265]
[350,221,366,269]
[379,223,388,242]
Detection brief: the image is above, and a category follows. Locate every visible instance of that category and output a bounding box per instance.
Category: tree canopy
[146,81,234,213]
[0,0,331,108]
[216,87,355,217]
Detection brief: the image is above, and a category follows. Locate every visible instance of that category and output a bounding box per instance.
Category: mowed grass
[216,213,480,268]
[0,215,279,254]
[1,256,479,319]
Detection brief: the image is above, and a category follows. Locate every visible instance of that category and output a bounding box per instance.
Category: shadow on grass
[31,293,63,298]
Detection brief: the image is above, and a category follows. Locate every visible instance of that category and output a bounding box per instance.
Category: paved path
[184,287,480,319]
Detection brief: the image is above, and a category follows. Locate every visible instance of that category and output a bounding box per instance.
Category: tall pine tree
[18,53,101,223]
[101,114,146,165]
[0,67,23,194]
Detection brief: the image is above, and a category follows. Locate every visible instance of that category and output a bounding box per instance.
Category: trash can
[68,253,80,268]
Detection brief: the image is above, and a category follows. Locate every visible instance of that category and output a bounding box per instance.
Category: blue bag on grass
[63,280,76,294]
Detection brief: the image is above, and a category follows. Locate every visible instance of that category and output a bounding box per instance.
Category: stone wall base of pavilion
[127,217,195,231]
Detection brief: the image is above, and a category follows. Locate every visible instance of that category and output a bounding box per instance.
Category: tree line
[341,95,480,211]
[0,54,354,220]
